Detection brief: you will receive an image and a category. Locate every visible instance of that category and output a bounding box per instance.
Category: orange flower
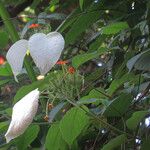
[48,103,54,110]
[29,24,40,29]
[56,60,68,65]
[0,55,5,65]
[68,66,75,74]
[44,115,49,122]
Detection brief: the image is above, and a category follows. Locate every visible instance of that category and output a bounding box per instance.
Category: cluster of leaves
[0,0,150,150]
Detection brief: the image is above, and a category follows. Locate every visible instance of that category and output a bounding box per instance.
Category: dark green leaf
[141,138,150,150]
[103,93,132,117]
[72,47,107,68]
[0,31,9,48]
[0,79,10,86]
[126,111,148,130]
[65,5,102,44]
[101,134,127,150]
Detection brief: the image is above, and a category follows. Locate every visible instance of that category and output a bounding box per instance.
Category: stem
[0,1,36,82]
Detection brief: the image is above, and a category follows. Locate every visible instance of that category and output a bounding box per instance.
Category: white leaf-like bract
[6,32,65,81]
[6,40,28,81]
[29,32,65,75]
[5,89,40,143]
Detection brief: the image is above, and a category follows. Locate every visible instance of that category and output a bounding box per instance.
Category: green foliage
[103,93,132,117]
[60,107,89,145]
[101,22,129,35]
[101,134,127,150]
[72,47,107,68]
[0,31,9,48]
[79,0,84,11]
[0,0,150,149]
[0,63,12,76]
[126,111,148,130]
[46,123,67,150]
[15,125,40,150]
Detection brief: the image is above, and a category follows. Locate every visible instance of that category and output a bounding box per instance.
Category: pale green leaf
[60,107,89,145]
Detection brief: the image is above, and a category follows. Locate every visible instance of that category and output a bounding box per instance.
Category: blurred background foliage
[0,0,150,150]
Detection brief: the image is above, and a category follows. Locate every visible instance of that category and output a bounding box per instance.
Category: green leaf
[101,134,127,150]
[72,47,107,68]
[0,79,10,86]
[0,63,13,76]
[0,31,9,48]
[102,22,129,35]
[78,88,107,105]
[16,125,40,150]
[126,111,148,130]
[65,4,102,44]
[103,93,132,117]
[45,123,68,150]
[141,138,150,150]
[79,0,84,10]
[60,107,89,145]
[134,52,150,71]
[107,73,139,96]
[49,102,66,123]
[0,122,8,133]
[126,50,150,72]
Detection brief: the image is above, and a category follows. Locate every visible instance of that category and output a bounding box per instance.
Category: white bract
[5,89,40,143]
[6,32,65,81]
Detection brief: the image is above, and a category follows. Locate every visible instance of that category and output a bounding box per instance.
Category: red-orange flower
[29,24,40,29]
[56,60,68,65]
[68,66,75,74]
[0,55,5,65]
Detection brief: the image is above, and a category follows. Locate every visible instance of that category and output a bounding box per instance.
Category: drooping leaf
[126,111,148,130]
[101,134,127,150]
[59,107,89,145]
[103,93,132,117]
[101,22,129,35]
[45,123,68,150]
